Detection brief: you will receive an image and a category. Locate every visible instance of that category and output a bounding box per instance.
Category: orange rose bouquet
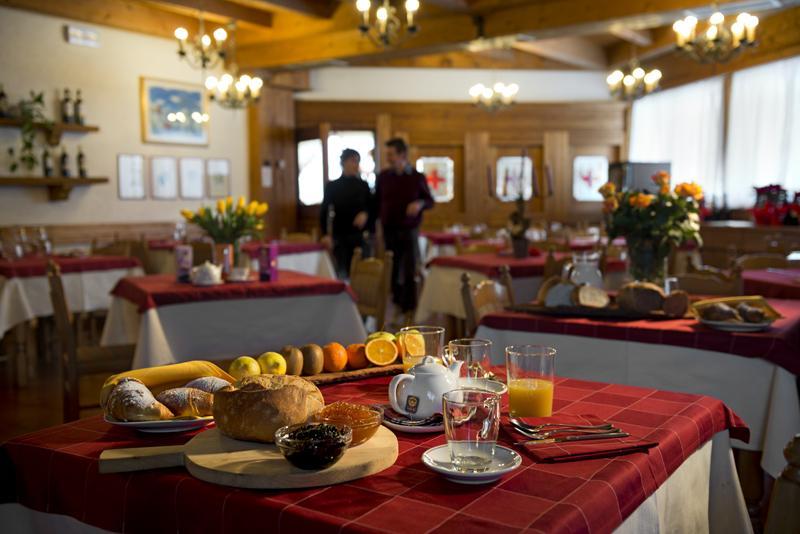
[599,174,703,281]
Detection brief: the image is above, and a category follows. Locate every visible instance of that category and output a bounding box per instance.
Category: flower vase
[511,237,529,259]
[627,239,667,283]
[213,243,234,275]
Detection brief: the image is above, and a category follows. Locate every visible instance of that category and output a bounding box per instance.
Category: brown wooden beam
[352,48,577,69]
[246,0,337,18]
[512,36,607,70]
[149,0,273,27]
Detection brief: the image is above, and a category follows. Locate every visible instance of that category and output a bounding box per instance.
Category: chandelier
[356,0,420,47]
[672,10,758,63]
[468,82,519,112]
[606,62,661,101]
[174,16,228,70]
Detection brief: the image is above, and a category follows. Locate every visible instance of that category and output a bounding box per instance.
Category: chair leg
[13,323,29,387]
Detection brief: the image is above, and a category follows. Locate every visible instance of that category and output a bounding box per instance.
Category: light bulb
[685,16,697,28]
[249,77,263,91]
[235,79,247,93]
[191,111,202,123]
[405,0,419,13]
[623,75,635,87]
[481,87,493,100]
[240,74,252,85]
[167,112,176,122]
[356,0,370,12]
[204,76,218,90]
[606,70,624,85]
[644,70,662,84]
[376,6,388,21]
[745,15,758,29]
[201,113,209,122]
[201,34,211,48]
[221,73,233,85]
[174,27,188,41]
[709,12,724,25]
[176,111,186,123]
[731,21,744,39]
[672,20,686,34]
[493,82,505,93]
[213,27,227,42]
[469,83,484,98]
[706,25,718,40]
[736,12,750,24]
[507,83,519,96]
[632,67,645,79]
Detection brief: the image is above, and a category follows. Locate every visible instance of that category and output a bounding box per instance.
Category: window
[725,56,800,208]
[496,156,533,201]
[327,130,376,188]
[629,76,724,203]
[297,139,324,206]
[572,155,607,201]
[416,157,454,202]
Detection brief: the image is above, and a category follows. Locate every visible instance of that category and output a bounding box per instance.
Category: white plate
[383,418,443,434]
[104,415,214,433]
[422,444,522,484]
[458,377,508,395]
[698,318,773,332]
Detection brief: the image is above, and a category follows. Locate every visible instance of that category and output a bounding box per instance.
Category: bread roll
[617,282,665,314]
[736,303,766,323]
[156,387,213,417]
[571,285,610,308]
[105,377,174,421]
[213,375,324,443]
[662,290,690,318]
[184,376,231,394]
[701,302,740,321]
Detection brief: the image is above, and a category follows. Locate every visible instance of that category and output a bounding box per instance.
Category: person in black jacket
[320,148,372,278]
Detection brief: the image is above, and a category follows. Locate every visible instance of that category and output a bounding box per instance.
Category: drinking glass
[442,388,500,472]
[505,345,556,418]
[444,338,492,380]
[397,325,444,372]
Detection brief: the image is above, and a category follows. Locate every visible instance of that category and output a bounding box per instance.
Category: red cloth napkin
[503,414,657,463]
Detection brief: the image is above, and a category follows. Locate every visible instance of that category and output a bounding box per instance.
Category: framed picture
[179,157,204,199]
[117,154,145,200]
[150,156,178,199]
[416,156,454,203]
[207,158,231,198]
[140,77,209,146]
[572,155,608,202]
[496,156,533,202]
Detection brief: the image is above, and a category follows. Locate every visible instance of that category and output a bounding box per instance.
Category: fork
[512,424,622,440]
[510,416,613,432]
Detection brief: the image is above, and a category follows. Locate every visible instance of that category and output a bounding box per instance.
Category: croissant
[184,376,231,394]
[106,377,174,421]
[156,387,214,417]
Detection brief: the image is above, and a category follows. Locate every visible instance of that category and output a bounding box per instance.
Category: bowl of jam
[274,422,352,470]
[314,402,383,446]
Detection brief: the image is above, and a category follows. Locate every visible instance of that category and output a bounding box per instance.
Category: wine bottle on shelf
[42,148,53,177]
[73,89,83,125]
[0,84,8,118]
[59,147,70,177]
[77,146,87,178]
[60,89,72,123]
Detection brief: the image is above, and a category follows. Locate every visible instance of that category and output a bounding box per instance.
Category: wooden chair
[461,266,514,335]
[734,253,790,271]
[349,247,393,331]
[90,238,131,257]
[543,248,569,279]
[190,241,213,266]
[674,269,743,296]
[47,261,134,422]
[454,236,501,255]
[280,228,318,243]
[765,435,800,534]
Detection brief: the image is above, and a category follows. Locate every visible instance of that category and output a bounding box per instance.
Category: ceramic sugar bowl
[388,356,463,420]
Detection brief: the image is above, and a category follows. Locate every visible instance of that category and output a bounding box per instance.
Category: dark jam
[280,423,350,470]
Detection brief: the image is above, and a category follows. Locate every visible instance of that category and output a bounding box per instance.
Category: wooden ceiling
[3,0,799,87]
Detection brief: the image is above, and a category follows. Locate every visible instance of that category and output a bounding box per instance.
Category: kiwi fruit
[300,344,324,376]
[281,345,304,376]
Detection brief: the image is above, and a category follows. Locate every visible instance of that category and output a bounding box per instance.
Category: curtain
[629,77,724,202]
[725,56,800,208]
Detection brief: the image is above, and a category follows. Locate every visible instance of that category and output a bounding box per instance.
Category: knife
[516,431,629,446]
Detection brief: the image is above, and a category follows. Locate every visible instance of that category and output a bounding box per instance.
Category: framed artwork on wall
[117,154,145,200]
[496,156,533,202]
[150,156,178,199]
[572,155,608,202]
[207,158,231,197]
[416,156,454,203]
[140,77,209,146]
[179,157,204,199]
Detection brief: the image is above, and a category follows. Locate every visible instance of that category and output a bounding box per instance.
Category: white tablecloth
[101,292,367,368]
[0,429,750,534]
[0,267,144,337]
[476,324,799,479]
[276,250,336,279]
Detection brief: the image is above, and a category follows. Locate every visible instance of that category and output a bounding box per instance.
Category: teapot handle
[388,373,415,417]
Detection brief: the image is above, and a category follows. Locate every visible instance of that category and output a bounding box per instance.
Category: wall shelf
[0,176,108,201]
[0,117,100,145]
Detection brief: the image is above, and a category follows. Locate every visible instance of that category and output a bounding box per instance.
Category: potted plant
[507,193,531,259]
[599,172,703,282]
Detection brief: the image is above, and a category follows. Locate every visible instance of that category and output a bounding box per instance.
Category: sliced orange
[365,338,399,366]
[399,332,425,358]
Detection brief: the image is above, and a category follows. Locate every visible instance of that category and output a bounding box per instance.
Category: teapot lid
[410,355,448,374]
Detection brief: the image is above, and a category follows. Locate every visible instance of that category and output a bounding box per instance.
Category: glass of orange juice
[397,326,444,372]
[505,345,556,418]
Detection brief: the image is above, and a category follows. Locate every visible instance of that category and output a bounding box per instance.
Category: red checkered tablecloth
[743,268,800,300]
[0,374,746,534]
[0,255,140,278]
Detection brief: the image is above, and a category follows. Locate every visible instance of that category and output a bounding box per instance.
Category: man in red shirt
[374,138,434,315]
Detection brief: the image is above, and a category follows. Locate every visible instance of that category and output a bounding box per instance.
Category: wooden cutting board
[99,426,398,489]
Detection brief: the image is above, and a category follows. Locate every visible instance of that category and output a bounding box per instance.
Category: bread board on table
[507,302,686,321]
[305,364,404,386]
[99,425,399,489]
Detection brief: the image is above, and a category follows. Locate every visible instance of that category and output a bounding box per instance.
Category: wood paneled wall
[293,100,628,232]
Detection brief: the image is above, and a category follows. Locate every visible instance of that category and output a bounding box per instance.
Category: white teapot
[388,356,463,420]
[191,261,222,285]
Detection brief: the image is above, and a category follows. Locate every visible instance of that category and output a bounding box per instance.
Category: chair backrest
[543,248,569,279]
[349,247,393,330]
[190,241,213,266]
[280,228,318,243]
[675,270,743,296]
[461,266,514,335]
[91,238,131,257]
[46,261,79,422]
[454,236,501,255]
[765,435,800,534]
[734,253,790,271]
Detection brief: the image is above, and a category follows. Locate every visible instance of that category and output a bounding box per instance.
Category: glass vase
[627,239,667,283]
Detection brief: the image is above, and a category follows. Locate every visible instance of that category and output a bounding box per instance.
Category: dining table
[474,298,800,479]
[0,255,143,385]
[0,371,751,534]
[415,252,627,322]
[100,271,366,369]
[742,268,800,299]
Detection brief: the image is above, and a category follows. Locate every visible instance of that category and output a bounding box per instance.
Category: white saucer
[422,444,522,484]
[383,419,444,434]
[458,377,508,395]
[104,415,214,433]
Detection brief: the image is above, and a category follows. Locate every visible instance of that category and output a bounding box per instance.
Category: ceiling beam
[606,25,675,67]
[237,0,757,69]
[352,48,578,69]
[149,0,273,27]
[512,36,607,70]
[609,27,652,46]
[246,0,337,18]
[424,0,471,11]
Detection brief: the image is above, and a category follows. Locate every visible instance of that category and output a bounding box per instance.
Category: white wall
[296,66,611,102]
[0,6,248,226]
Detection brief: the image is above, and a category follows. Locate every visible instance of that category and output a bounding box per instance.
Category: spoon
[510,416,613,432]
[512,424,622,440]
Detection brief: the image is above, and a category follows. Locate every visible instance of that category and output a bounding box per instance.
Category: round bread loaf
[616,281,665,314]
[212,375,324,443]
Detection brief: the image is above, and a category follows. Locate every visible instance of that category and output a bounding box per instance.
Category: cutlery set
[509,417,629,446]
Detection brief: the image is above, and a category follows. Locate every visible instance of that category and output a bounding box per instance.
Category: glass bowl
[274,422,352,470]
[314,402,383,446]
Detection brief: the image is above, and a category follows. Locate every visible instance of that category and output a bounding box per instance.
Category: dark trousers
[332,232,365,279]
[383,227,419,312]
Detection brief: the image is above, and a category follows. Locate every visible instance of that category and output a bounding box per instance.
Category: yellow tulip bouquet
[599,172,703,282]
[181,196,268,245]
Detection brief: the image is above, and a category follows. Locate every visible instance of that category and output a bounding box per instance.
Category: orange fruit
[346,343,369,370]
[323,342,348,373]
[365,338,399,366]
